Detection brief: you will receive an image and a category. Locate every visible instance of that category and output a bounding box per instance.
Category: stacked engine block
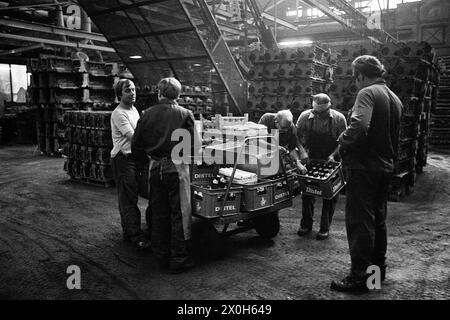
[62,111,114,187]
[246,45,333,121]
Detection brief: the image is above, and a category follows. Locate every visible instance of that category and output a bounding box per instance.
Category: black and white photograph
[0,0,448,305]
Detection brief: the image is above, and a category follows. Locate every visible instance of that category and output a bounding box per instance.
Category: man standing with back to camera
[111,79,151,250]
[331,55,403,293]
[132,77,201,274]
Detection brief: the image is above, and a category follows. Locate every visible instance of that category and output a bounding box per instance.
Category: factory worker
[258,109,308,174]
[296,93,347,240]
[132,77,202,274]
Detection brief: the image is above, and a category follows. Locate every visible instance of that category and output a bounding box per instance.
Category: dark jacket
[131,98,198,162]
[338,80,403,172]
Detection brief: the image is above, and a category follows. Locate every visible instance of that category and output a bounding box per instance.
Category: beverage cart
[191,135,295,259]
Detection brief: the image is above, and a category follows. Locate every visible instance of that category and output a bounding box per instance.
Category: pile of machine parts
[246,44,333,121]
[62,110,114,187]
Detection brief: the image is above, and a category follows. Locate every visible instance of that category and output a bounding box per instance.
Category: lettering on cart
[275,192,289,200]
[215,205,236,212]
[177,304,211,318]
[194,173,214,179]
[306,187,322,196]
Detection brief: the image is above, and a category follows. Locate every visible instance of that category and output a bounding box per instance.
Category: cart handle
[219,135,290,218]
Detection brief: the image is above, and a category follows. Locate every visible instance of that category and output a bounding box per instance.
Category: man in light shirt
[111,79,150,250]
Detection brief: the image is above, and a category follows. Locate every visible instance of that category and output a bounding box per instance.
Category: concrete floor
[0,145,448,300]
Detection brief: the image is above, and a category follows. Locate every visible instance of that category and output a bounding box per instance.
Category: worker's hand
[327,154,335,163]
[301,157,310,166]
[296,160,308,174]
[279,146,288,155]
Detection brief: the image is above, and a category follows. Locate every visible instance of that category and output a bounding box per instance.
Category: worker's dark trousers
[345,169,390,280]
[111,152,144,242]
[300,194,338,232]
[149,168,190,269]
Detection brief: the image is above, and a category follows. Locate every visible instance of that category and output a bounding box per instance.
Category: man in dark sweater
[331,55,403,293]
[132,77,201,274]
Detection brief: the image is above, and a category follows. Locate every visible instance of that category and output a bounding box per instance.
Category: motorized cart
[191,136,296,258]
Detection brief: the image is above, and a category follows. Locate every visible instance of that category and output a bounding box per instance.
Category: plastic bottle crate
[191,183,243,218]
[81,162,91,178]
[95,163,113,181]
[70,144,78,159]
[87,130,96,145]
[297,160,346,199]
[95,129,112,146]
[190,161,217,183]
[267,174,296,204]
[86,147,98,163]
[232,179,274,212]
[96,147,110,164]
[398,139,418,160]
[394,157,416,174]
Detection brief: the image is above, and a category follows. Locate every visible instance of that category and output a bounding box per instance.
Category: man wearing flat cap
[296,93,347,240]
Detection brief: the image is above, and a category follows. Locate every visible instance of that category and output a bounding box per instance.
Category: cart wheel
[191,219,224,260]
[252,211,280,240]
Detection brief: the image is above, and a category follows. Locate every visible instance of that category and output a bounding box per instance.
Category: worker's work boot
[316,231,329,240]
[330,275,369,293]
[297,227,311,236]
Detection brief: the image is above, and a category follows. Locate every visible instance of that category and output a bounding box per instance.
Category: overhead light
[129,55,142,59]
[278,40,313,47]
[193,63,201,67]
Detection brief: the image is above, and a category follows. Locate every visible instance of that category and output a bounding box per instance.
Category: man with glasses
[295,93,347,240]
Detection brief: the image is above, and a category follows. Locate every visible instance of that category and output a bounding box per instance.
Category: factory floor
[0,145,449,300]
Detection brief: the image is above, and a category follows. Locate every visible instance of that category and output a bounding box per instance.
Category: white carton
[219,167,258,185]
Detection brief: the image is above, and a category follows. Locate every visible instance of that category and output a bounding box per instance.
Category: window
[286,6,302,17]
[0,63,28,106]
[11,65,28,102]
[366,0,422,11]
[306,8,324,18]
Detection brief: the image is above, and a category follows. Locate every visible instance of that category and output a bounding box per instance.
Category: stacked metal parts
[331,41,440,201]
[178,85,214,116]
[246,45,333,121]
[28,55,131,156]
[430,56,450,149]
[62,111,114,187]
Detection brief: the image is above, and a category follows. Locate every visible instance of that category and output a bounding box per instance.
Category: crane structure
[245,0,279,49]
[299,0,398,43]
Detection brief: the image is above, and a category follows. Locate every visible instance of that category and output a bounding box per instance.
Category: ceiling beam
[261,13,298,30]
[0,33,116,52]
[0,2,71,11]
[0,43,45,57]
[0,17,108,42]
[263,0,289,12]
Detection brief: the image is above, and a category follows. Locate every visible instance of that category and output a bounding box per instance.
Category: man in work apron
[296,94,347,240]
[132,77,201,274]
[148,157,193,272]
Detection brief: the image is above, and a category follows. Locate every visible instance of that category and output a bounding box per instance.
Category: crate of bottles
[267,174,296,204]
[297,160,345,199]
[191,183,243,218]
[190,161,218,183]
[232,179,274,212]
